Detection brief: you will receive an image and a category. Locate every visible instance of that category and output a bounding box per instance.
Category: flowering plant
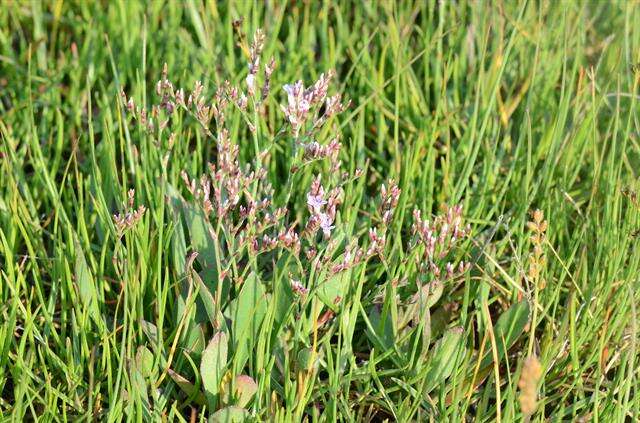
[119,29,471,419]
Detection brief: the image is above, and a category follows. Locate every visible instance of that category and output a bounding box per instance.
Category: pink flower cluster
[180,127,267,219]
[118,28,472,309]
[380,180,401,225]
[411,205,471,281]
[304,175,341,239]
[113,189,146,235]
[280,70,348,138]
[246,29,265,97]
[300,137,342,172]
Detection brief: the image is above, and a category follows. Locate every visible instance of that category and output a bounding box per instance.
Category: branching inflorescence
[116,27,472,418]
[119,28,470,303]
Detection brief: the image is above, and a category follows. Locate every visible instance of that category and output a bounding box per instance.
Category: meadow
[1,1,639,421]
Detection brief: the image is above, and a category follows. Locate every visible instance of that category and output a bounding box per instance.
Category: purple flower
[318,212,335,237]
[245,74,256,94]
[307,192,327,212]
[291,279,309,296]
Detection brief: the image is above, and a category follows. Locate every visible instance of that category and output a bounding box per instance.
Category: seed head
[518,355,543,416]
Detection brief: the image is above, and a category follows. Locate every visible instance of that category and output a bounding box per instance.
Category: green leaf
[135,346,155,378]
[234,375,257,408]
[221,375,258,408]
[193,269,226,330]
[480,300,530,368]
[316,268,351,310]
[141,320,158,345]
[74,237,101,327]
[183,202,217,278]
[423,327,464,394]
[208,406,250,423]
[129,367,149,407]
[166,183,223,292]
[183,322,206,356]
[272,254,296,329]
[171,193,188,277]
[296,347,321,373]
[413,280,443,313]
[167,184,227,325]
[398,280,443,331]
[315,238,349,310]
[366,304,395,351]
[167,369,206,405]
[201,331,228,407]
[226,272,267,373]
[418,308,432,358]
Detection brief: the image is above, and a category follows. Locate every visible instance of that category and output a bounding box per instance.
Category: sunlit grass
[1,1,639,421]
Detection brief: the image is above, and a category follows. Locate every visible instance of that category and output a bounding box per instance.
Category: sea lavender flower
[380,180,401,225]
[330,243,365,274]
[307,175,326,212]
[325,93,347,117]
[318,212,335,238]
[300,136,342,172]
[249,29,264,72]
[279,226,300,253]
[290,279,309,296]
[281,81,310,137]
[410,205,471,281]
[113,189,146,235]
[304,176,340,239]
[366,227,387,257]
[246,74,256,96]
[307,192,327,212]
[305,71,333,105]
[261,57,276,102]
[156,63,176,114]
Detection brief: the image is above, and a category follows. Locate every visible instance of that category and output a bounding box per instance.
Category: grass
[1,0,639,421]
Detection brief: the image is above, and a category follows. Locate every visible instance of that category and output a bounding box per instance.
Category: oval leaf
[208,406,250,423]
[226,273,267,373]
[480,300,530,368]
[135,346,155,378]
[201,331,228,406]
[222,375,257,408]
[423,326,464,394]
[74,238,101,327]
